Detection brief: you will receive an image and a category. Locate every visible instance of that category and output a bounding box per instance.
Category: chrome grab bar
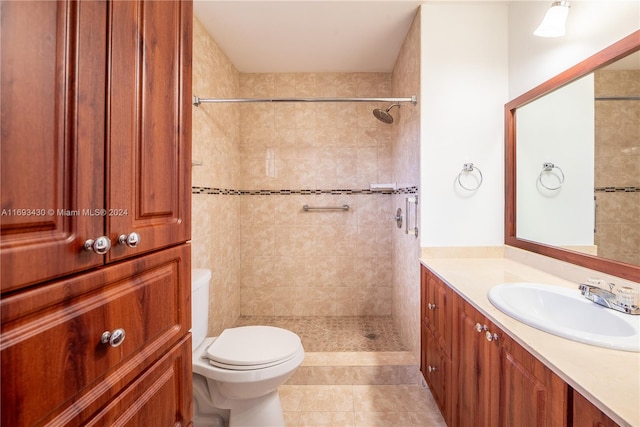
[302,204,349,212]
[405,196,418,237]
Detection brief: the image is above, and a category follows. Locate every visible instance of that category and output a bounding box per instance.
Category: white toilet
[191,269,305,427]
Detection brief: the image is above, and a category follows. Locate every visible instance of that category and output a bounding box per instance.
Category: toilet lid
[205,326,301,368]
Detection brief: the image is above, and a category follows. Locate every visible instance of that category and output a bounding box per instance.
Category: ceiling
[193,1,423,73]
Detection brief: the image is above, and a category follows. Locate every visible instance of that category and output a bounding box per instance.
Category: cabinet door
[428,272,453,356]
[572,391,619,427]
[456,302,493,427]
[0,244,190,426]
[1,0,107,292]
[496,333,568,427]
[85,337,193,427]
[422,324,452,425]
[107,0,192,262]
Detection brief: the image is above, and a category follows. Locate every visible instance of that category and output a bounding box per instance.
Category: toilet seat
[205,326,301,370]
[207,351,298,371]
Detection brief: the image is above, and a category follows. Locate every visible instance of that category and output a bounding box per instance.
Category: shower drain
[364,332,378,340]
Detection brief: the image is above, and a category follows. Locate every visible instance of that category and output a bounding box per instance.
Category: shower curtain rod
[192,95,417,107]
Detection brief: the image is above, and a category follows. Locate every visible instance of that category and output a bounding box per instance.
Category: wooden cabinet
[422,267,454,356]
[455,298,499,427]
[1,0,192,292]
[1,0,108,291]
[498,332,568,427]
[1,0,193,425]
[421,326,453,423]
[107,0,191,263]
[573,391,620,427]
[456,298,567,427]
[86,337,192,427]
[1,246,191,426]
[421,265,569,427]
[420,267,454,425]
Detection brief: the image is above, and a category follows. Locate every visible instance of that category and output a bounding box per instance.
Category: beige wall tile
[593,70,640,266]
[390,11,422,359]
[192,17,243,335]
[194,12,421,336]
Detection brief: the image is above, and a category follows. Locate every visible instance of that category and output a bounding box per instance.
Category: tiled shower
[192,12,421,361]
[593,69,640,266]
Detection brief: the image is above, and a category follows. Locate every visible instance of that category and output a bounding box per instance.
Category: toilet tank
[191,269,212,351]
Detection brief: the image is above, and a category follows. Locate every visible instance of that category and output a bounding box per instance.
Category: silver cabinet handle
[427,303,437,310]
[474,323,487,333]
[485,331,499,342]
[118,232,140,248]
[101,328,126,347]
[83,236,111,255]
[428,365,437,373]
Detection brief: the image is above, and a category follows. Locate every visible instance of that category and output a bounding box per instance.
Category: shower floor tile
[233,316,408,352]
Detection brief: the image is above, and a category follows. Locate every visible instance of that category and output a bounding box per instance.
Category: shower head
[373,103,400,124]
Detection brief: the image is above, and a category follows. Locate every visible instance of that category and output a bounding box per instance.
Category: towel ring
[538,162,564,190]
[457,163,483,191]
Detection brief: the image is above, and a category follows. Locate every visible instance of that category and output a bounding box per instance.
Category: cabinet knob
[118,232,140,248]
[474,323,488,333]
[485,331,499,342]
[101,328,126,348]
[427,303,437,310]
[428,365,437,373]
[83,236,111,255]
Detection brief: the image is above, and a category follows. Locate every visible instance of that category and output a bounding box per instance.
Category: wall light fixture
[534,1,570,38]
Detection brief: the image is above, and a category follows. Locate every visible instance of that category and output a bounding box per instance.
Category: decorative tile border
[595,187,639,193]
[192,186,419,195]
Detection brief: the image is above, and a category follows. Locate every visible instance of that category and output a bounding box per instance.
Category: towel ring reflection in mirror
[538,162,564,191]
[457,163,483,191]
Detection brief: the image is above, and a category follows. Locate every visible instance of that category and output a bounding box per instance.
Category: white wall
[509,1,640,99]
[420,3,509,247]
[418,1,639,249]
[516,74,595,246]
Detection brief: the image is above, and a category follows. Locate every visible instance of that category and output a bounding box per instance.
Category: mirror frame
[505,30,640,283]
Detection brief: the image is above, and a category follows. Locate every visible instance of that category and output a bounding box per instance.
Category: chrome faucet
[579,280,640,315]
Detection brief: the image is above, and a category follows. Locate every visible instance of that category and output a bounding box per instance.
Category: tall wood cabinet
[1,0,193,425]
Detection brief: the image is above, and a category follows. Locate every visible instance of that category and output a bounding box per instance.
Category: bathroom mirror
[505,30,640,283]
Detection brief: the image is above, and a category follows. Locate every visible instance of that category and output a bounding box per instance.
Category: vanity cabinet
[456,298,568,427]
[421,265,569,427]
[420,267,454,425]
[0,0,191,293]
[1,0,193,425]
[573,391,620,427]
[455,298,501,426]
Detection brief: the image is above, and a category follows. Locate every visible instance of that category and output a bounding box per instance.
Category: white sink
[488,283,640,352]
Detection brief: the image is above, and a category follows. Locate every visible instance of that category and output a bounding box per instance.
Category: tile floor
[279,384,447,427]
[232,316,447,426]
[233,316,407,352]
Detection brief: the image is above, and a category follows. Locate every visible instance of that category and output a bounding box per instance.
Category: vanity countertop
[420,256,640,427]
